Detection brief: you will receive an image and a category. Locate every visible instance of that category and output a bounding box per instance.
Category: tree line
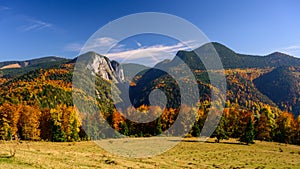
[0,100,299,145]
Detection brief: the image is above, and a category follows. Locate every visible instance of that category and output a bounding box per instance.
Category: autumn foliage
[0,66,299,145]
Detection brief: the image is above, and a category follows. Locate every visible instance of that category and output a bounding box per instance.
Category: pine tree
[240,117,255,145]
[119,122,129,136]
[51,120,66,142]
[213,116,228,143]
[191,122,201,137]
[155,117,163,135]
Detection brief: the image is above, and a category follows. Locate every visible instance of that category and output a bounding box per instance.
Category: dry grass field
[0,138,299,169]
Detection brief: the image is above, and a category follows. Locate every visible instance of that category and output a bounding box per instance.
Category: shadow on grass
[168,139,202,143]
[168,139,248,145]
[204,141,246,145]
[0,154,13,159]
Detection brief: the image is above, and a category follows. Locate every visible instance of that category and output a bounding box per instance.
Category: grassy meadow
[0,138,299,169]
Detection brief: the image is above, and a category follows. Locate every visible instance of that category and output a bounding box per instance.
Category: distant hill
[121,63,149,82]
[113,43,300,117]
[254,66,300,116]
[0,56,70,78]
[176,42,300,70]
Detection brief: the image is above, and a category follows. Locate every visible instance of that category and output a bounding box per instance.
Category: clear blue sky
[0,0,300,61]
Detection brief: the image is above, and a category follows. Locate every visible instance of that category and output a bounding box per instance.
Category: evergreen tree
[191,121,201,137]
[240,117,255,145]
[121,122,129,136]
[51,120,66,142]
[213,116,228,143]
[155,117,163,135]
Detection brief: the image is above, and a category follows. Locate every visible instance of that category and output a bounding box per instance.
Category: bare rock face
[85,52,124,83]
[111,60,125,82]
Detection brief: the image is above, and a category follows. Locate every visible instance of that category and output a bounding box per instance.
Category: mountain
[120,43,300,118]
[121,63,149,82]
[1,44,300,143]
[1,42,300,117]
[72,51,124,83]
[176,42,300,70]
[254,66,300,116]
[0,56,70,78]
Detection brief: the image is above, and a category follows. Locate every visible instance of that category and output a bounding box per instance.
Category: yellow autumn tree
[0,103,20,140]
[18,104,41,140]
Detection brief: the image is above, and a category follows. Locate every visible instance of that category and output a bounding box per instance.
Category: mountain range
[0,42,299,117]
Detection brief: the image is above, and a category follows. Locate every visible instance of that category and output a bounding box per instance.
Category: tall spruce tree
[240,117,255,145]
[213,116,228,143]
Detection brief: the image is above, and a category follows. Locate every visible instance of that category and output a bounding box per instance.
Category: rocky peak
[85,52,124,83]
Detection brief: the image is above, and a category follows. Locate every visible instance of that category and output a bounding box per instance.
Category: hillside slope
[176,42,300,70]
[254,66,300,116]
[0,56,70,78]
[0,48,299,144]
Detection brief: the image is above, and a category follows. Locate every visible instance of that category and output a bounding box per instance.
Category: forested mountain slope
[0,42,299,144]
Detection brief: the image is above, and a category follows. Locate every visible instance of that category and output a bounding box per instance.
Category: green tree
[213,116,228,143]
[191,121,201,137]
[240,117,255,145]
[261,106,276,137]
[119,122,129,136]
[155,117,163,135]
[51,120,66,142]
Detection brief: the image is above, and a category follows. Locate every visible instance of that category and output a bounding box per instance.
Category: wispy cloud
[77,36,200,66]
[105,40,199,66]
[64,37,124,53]
[64,43,83,52]
[279,45,300,57]
[0,5,10,11]
[82,37,118,51]
[80,37,126,53]
[135,40,142,47]
[19,19,53,32]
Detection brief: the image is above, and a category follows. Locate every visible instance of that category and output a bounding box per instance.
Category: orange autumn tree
[0,103,19,140]
[274,112,295,143]
[18,104,41,140]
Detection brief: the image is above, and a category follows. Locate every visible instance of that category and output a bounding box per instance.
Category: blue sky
[0,0,300,62]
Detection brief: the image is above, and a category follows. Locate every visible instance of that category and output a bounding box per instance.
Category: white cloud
[81,37,119,53]
[64,43,83,52]
[78,37,201,66]
[95,37,117,46]
[279,45,300,57]
[284,45,300,50]
[105,40,199,66]
[19,19,53,32]
[66,37,127,53]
